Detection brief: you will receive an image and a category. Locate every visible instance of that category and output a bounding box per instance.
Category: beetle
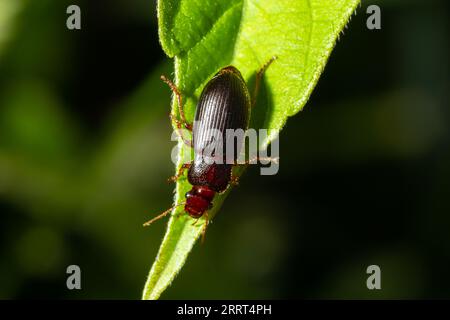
[144,57,277,237]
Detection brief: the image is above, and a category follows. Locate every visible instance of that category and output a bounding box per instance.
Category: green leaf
[143,0,360,299]
[0,0,22,56]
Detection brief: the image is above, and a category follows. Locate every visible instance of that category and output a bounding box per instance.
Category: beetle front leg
[161,75,193,131]
[167,163,191,183]
[169,113,193,147]
[252,56,277,108]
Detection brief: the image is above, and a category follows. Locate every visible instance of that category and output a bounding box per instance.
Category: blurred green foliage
[0,0,449,299]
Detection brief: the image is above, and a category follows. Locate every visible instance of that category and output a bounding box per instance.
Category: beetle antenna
[143,202,185,227]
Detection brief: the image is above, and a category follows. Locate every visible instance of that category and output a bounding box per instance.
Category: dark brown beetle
[144,58,276,236]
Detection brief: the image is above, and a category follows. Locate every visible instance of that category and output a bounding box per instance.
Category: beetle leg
[161,75,193,131]
[167,163,191,183]
[160,74,193,146]
[201,212,209,244]
[252,56,277,108]
[169,113,193,147]
[192,217,201,226]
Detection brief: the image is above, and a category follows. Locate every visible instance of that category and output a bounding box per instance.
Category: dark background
[0,0,449,299]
